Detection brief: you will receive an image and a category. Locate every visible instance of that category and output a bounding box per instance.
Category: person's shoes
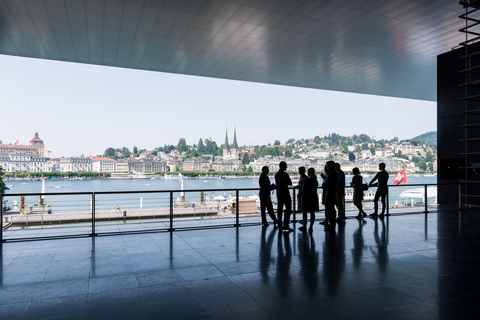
[362,211,367,218]
[369,213,378,219]
[319,220,328,225]
[308,227,313,233]
[273,220,279,227]
[355,214,362,220]
[262,223,269,227]
[379,213,385,219]
[298,226,307,232]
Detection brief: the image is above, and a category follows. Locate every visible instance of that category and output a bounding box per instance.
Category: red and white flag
[14,140,18,145]
[282,150,285,155]
[393,168,407,185]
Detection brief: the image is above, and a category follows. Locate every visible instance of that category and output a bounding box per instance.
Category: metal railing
[1,183,439,242]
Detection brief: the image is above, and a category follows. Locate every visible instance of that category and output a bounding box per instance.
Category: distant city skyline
[1,55,436,158]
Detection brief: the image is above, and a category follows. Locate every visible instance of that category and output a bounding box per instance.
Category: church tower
[223,129,230,159]
[222,127,239,160]
[230,127,239,160]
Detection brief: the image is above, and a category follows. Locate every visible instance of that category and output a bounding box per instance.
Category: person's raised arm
[369,173,379,186]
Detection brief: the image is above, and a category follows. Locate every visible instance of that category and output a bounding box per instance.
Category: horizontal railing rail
[0,183,446,242]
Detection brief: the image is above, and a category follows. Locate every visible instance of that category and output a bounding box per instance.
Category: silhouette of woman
[351,167,367,220]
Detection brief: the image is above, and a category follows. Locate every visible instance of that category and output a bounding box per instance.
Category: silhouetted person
[259,166,278,227]
[321,161,337,231]
[319,164,329,226]
[297,166,307,213]
[335,163,346,222]
[351,167,367,220]
[275,161,293,232]
[299,168,319,233]
[369,163,389,219]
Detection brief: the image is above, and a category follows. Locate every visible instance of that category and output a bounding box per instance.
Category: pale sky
[0,55,436,158]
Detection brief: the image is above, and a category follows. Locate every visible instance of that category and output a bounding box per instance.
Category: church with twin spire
[223,127,239,160]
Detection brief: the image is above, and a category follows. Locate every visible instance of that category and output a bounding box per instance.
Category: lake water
[3,175,437,214]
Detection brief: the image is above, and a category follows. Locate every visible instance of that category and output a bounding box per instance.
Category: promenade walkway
[0,205,478,319]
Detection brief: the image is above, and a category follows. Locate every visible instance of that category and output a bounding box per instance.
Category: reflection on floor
[1,208,479,319]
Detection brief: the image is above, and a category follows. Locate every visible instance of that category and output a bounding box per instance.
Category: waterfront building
[91,157,117,173]
[211,159,241,172]
[0,154,48,172]
[59,157,93,172]
[183,158,211,172]
[116,158,167,173]
[0,132,45,157]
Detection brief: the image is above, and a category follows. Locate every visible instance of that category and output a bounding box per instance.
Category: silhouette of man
[259,166,278,227]
[322,161,337,231]
[369,162,389,219]
[335,163,346,222]
[275,161,293,232]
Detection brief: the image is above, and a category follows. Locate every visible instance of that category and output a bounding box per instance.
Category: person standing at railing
[319,164,329,226]
[335,163,346,222]
[259,166,279,227]
[275,161,293,232]
[297,166,308,214]
[351,167,367,220]
[299,168,319,233]
[321,161,337,231]
[369,163,389,219]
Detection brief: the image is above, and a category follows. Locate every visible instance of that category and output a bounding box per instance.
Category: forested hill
[411,131,436,145]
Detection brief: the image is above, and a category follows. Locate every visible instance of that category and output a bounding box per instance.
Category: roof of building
[91,157,116,162]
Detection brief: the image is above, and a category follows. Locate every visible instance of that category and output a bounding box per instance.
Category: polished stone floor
[0,208,479,319]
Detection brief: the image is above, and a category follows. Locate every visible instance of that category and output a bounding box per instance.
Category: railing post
[424,185,429,214]
[292,187,297,223]
[1,194,4,243]
[386,186,390,216]
[459,183,462,211]
[91,192,97,237]
[235,189,240,227]
[168,191,174,231]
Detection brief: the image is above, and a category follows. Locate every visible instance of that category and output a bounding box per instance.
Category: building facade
[0,132,45,157]
[116,158,167,173]
[0,154,48,172]
[91,157,117,172]
[59,157,93,172]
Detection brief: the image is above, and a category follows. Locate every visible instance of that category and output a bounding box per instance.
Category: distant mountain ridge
[411,131,436,145]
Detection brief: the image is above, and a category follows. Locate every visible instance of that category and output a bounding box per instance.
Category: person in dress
[299,168,319,233]
[297,166,308,213]
[351,167,367,220]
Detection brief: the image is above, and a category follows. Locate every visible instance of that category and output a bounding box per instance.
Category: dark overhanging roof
[0,0,465,101]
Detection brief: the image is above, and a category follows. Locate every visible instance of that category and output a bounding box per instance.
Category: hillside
[411,131,437,145]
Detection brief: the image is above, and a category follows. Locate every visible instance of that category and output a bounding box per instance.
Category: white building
[59,157,93,172]
[0,154,48,172]
[91,157,117,172]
